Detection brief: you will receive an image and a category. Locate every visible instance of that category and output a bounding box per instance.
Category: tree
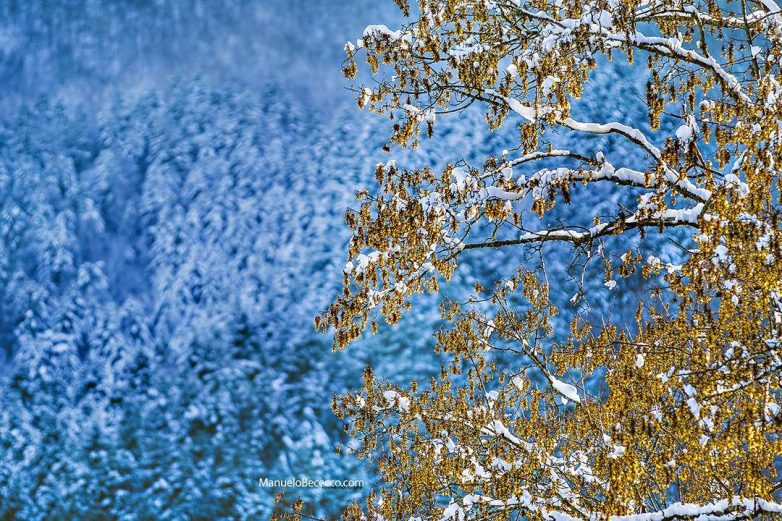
[310,0,782,519]
[0,83,377,520]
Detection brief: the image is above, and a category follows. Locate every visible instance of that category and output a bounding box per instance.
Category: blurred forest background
[0,1,672,518]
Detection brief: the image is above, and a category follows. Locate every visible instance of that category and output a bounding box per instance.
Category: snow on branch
[504,3,754,105]
[485,91,711,203]
[463,204,704,250]
[540,497,782,521]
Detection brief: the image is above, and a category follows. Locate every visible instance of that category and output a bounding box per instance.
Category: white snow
[550,377,581,403]
[686,397,701,419]
[608,444,626,458]
[440,502,464,521]
[487,89,537,122]
[635,353,645,368]
[675,123,694,143]
[362,24,411,43]
[383,390,410,412]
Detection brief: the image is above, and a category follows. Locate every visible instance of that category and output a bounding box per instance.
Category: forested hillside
[0,1,666,518]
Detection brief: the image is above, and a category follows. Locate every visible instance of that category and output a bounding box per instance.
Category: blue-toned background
[0,2,672,518]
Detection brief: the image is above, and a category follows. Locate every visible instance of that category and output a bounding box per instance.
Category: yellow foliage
[307,0,782,519]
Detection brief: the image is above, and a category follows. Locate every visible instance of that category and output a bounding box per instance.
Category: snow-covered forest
[4,1,777,520]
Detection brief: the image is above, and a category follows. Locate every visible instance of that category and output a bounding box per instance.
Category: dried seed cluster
[301,0,782,519]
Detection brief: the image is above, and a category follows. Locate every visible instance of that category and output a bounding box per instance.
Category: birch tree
[310,0,782,519]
